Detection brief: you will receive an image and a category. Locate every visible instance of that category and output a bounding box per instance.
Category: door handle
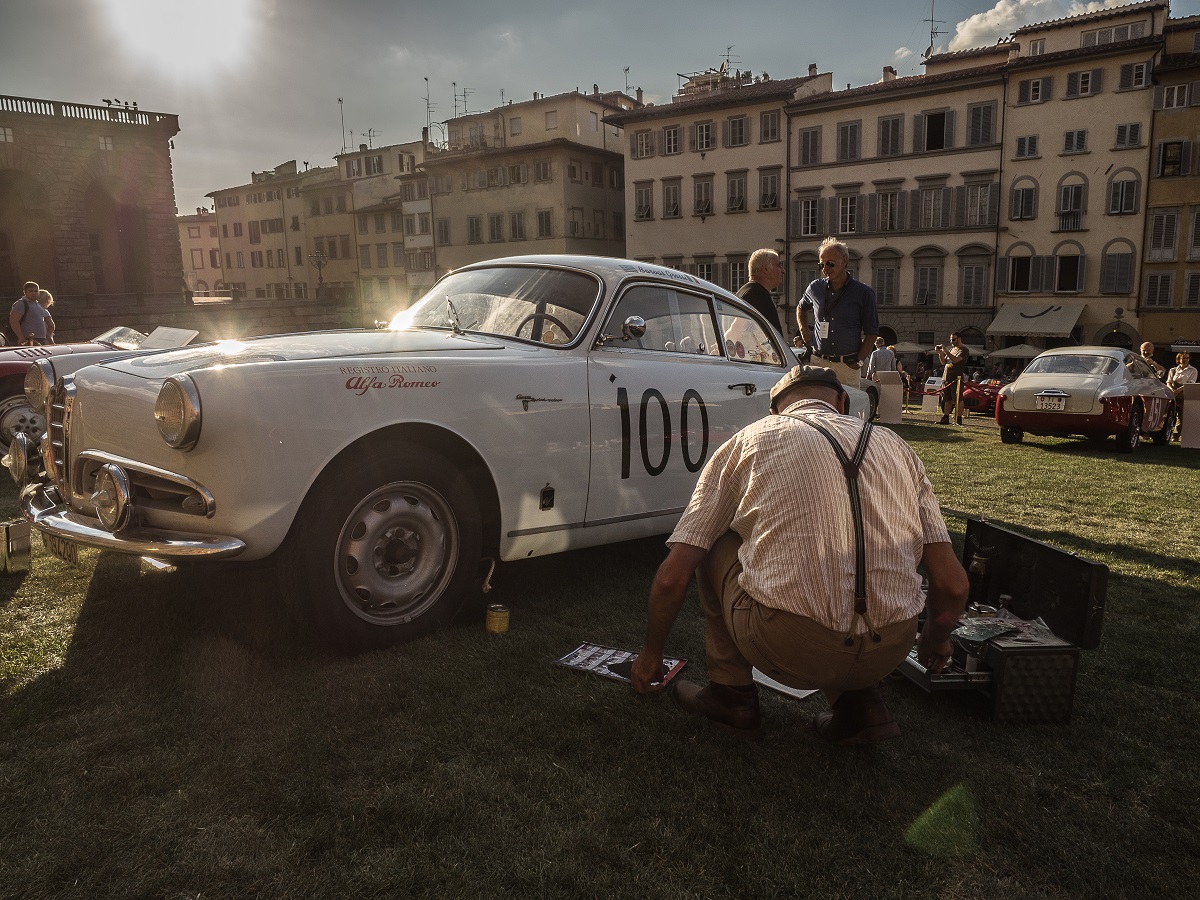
[728,383,757,396]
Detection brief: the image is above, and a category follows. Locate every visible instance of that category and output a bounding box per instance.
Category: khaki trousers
[824,359,862,387]
[697,531,917,705]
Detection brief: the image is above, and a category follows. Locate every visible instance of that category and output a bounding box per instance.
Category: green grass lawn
[1,423,1198,899]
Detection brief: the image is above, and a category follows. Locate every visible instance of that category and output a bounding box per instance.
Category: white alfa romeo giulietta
[12,255,866,651]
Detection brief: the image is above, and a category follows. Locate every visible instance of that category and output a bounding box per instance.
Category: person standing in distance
[1140,342,1167,380]
[935,332,968,425]
[10,281,51,346]
[736,249,784,334]
[796,237,878,385]
[865,336,896,380]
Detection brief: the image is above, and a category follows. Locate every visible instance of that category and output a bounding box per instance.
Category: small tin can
[485,603,510,634]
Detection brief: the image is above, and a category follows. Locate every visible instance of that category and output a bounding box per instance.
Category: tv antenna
[338,97,346,153]
[623,66,630,93]
[366,127,382,148]
[424,77,435,133]
[923,0,945,59]
[720,45,740,75]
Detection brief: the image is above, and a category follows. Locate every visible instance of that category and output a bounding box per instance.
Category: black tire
[280,442,483,653]
[1114,404,1142,454]
[0,376,43,455]
[866,385,880,421]
[999,426,1023,445]
[1150,403,1175,447]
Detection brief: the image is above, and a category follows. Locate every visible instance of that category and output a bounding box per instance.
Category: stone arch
[1096,321,1137,348]
[0,169,56,294]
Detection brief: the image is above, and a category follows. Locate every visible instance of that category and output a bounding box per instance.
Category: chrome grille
[45,378,75,491]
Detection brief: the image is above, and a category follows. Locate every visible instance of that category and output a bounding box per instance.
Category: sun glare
[96,0,258,77]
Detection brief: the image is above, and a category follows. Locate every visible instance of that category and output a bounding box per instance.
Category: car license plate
[41,532,79,565]
[1035,395,1066,411]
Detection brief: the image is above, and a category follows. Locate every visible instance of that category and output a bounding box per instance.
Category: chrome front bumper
[20,481,246,560]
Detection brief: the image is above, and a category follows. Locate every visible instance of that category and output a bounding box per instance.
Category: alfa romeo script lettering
[345,374,441,395]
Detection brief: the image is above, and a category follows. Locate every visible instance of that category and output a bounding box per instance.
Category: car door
[1124,353,1170,430]
[585,282,789,525]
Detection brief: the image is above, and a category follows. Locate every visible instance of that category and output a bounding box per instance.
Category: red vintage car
[995,347,1175,453]
[0,326,197,453]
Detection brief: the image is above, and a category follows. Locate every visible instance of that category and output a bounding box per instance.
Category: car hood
[0,341,110,363]
[97,329,511,378]
[1008,373,1105,412]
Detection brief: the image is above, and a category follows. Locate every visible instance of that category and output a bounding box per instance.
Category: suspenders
[781,414,881,645]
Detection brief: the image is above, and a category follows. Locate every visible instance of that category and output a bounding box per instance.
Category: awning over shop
[891,342,932,354]
[988,343,1044,359]
[987,302,1086,338]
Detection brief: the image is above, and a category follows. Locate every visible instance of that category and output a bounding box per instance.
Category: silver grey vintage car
[12,255,867,651]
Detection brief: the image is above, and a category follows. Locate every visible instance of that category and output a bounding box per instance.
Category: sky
[3,0,1199,214]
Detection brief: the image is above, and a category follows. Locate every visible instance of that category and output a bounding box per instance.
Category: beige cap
[770,365,845,405]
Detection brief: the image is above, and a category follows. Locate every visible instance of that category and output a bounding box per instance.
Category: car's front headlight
[154,374,202,450]
[24,359,54,411]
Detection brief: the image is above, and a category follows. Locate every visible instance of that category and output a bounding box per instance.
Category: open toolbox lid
[963,517,1106,651]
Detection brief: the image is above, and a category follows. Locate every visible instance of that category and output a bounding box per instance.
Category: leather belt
[818,353,859,365]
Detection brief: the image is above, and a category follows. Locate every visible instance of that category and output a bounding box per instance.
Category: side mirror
[621,316,646,341]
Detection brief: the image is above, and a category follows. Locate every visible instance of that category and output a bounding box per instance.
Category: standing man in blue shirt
[795,237,879,385]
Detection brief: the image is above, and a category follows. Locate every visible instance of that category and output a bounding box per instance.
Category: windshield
[391,266,601,345]
[92,326,149,350]
[1024,354,1119,376]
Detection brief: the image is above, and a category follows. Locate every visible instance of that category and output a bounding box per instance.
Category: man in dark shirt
[736,249,783,334]
[796,237,879,385]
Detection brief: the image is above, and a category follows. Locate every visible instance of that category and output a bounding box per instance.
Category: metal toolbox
[897,517,1107,724]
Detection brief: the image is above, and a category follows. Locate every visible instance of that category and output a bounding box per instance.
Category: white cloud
[389,45,411,62]
[948,0,1129,51]
[894,47,914,62]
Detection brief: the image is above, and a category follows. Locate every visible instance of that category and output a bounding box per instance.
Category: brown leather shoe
[672,679,762,740]
[813,686,900,745]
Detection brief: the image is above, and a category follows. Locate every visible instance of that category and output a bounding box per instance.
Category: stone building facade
[0,94,182,299]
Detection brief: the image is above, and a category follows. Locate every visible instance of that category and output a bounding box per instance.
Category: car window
[1124,355,1155,380]
[714,298,784,366]
[1024,354,1118,377]
[396,266,600,346]
[599,285,721,355]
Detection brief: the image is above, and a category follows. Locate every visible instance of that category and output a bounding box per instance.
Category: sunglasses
[819,260,838,268]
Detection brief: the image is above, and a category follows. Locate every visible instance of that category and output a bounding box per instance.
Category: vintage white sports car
[11,255,867,651]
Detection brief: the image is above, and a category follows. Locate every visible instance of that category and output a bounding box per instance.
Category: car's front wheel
[1114,404,1142,454]
[281,442,483,652]
[1000,426,1023,445]
[0,376,43,456]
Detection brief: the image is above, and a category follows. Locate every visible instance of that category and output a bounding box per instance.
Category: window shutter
[1042,76,1053,99]
[896,191,907,231]
[1067,72,1080,97]
[1010,187,1022,219]
[688,125,697,151]
[721,120,730,148]
[910,189,922,229]
[1153,86,1165,110]
[995,257,1009,292]
[717,262,730,289]
[1183,141,1194,176]
[789,198,801,238]
[943,110,956,149]
[1100,255,1114,293]
[1108,181,1120,214]
[987,183,999,225]
[867,193,879,232]
[913,115,925,152]
[815,196,825,234]
[941,187,953,227]
[1091,69,1104,94]
[1191,82,1200,106]
[1029,257,1044,293]
[954,185,966,226]
[1018,80,1030,104]
[1077,255,1087,292]
[1120,64,1133,90]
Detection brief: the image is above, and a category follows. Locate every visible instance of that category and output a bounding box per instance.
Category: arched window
[1052,240,1086,293]
[1055,171,1088,231]
[1106,167,1140,216]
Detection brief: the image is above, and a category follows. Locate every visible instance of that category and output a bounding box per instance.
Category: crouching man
[631,366,968,744]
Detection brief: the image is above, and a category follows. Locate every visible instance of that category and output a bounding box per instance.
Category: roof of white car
[457,254,720,293]
[1035,346,1125,358]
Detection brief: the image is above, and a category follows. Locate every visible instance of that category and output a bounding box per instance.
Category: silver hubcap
[0,396,43,450]
[334,481,459,626]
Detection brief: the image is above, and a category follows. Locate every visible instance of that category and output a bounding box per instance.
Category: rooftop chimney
[883,66,897,81]
[359,143,367,152]
[593,83,599,94]
[636,87,643,104]
[808,63,817,77]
